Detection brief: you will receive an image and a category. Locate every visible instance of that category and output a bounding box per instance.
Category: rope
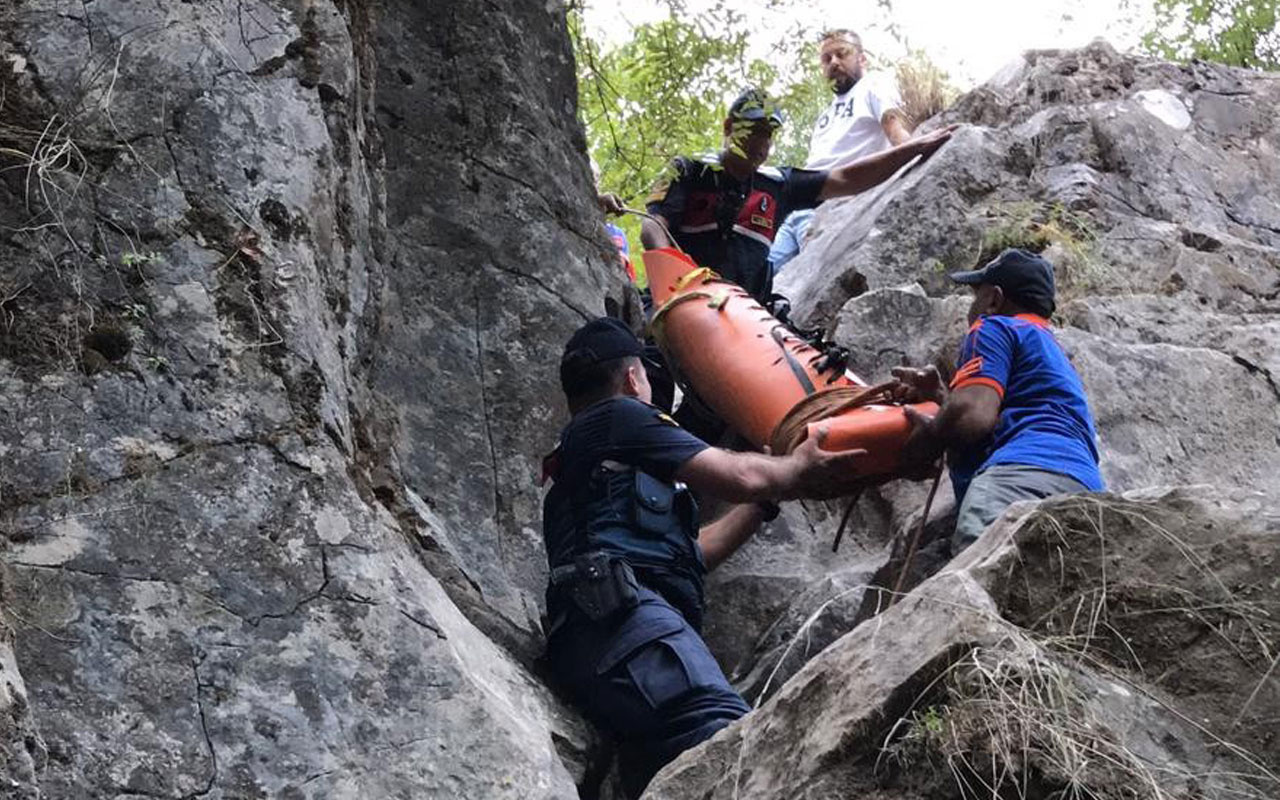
[648,289,715,352]
[766,379,934,555]
[620,207,684,254]
[767,380,899,456]
[888,457,945,605]
[647,282,741,397]
[768,380,898,554]
[830,488,865,553]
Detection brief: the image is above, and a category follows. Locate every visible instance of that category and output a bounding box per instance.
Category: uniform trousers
[547,586,749,797]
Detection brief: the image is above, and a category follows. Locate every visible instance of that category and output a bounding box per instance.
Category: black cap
[949,248,1056,316]
[562,317,643,365]
[728,87,784,128]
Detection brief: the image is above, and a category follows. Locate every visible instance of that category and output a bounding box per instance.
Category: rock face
[647,488,1280,799]
[0,1,627,796]
[702,41,1280,715]
[2,8,1277,798]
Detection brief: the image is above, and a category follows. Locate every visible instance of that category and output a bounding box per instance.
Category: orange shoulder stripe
[952,376,1005,399]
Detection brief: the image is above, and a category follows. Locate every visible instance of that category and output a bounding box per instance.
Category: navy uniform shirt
[542,397,749,795]
[542,396,709,571]
[646,155,827,303]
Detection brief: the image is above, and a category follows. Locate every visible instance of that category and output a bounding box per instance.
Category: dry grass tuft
[880,494,1280,800]
[0,115,89,244]
[883,634,1279,800]
[896,51,960,127]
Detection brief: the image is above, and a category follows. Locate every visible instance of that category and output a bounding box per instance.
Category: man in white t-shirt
[769,29,912,272]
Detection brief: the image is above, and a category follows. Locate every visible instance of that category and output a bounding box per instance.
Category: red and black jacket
[646,155,826,303]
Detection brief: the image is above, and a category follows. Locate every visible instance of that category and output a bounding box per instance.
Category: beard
[829,72,859,94]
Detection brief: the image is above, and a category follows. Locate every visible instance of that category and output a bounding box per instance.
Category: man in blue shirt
[542,317,869,796]
[891,249,1104,553]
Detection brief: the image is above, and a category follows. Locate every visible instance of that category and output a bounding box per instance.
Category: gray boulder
[647,487,1280,800]
[705,42,1280,702]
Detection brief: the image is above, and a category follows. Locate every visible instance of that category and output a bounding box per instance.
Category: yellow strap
[648,291,713,348]
[673,267,717,293]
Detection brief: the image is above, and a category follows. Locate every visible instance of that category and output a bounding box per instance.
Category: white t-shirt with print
[804,71,903,170]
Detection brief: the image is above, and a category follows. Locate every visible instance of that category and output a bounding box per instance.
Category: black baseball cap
[728,87,784,128]
[949,248,1056,316]
[561,317,644,365]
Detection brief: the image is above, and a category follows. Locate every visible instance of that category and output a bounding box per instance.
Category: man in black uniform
[542,317,869,797]
[642,87,956,304]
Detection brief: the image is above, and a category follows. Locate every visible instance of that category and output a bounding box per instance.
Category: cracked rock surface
[1,0,623,796]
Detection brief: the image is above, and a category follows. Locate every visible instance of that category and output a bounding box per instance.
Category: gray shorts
[953,464,1089,553]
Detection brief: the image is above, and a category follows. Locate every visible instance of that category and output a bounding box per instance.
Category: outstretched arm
[897,382,1002,468]
[817,124,957,201]
[678,429,865,571]
[675,427,865,502]
[641,213,675,249]
[696,503,771,570]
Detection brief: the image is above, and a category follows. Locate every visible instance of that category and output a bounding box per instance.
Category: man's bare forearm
[901,384,1001,467]
[818,125,955,201]
[697,503,768,570]
[677,449,799,502]
[818,142,920,200]
[675,430,866,503]
[640,216,674,249]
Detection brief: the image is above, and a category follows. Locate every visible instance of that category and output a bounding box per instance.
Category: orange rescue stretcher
[643,248,939,478]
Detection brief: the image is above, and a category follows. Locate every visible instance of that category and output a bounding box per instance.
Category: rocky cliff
[0,3,1275,797]
[656,42,1280,800]
[0,1,629,797]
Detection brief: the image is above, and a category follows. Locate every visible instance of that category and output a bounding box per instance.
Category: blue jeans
[953,464,1089,553]
[767,209,815,274]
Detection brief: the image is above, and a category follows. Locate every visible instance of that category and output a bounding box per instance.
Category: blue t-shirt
[604,221,637,283]
[947,314,1104,500]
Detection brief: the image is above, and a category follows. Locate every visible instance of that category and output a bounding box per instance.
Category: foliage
[1141,0,1280,69]
[571,5,826,284]
[978,202,1102,301]
[569,1,959,284]
[571,11,820,201]
[120,250,161,268]
[979,202,1096,261]
[896,50,960,127]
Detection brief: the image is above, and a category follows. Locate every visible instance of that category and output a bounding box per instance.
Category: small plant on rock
[977,202,1103,303]
[120,251,161,268]
[120,302,149,321]
[143,352,170,373]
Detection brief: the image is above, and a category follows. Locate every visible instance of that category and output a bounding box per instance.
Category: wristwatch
[757,500,781,522]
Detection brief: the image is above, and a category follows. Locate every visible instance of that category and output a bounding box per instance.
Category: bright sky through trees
[581,0,1153,89]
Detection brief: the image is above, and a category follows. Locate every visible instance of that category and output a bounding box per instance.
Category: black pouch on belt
[569,551,640,621]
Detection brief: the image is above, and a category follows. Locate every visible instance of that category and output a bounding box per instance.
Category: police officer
[542,317,869,797]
